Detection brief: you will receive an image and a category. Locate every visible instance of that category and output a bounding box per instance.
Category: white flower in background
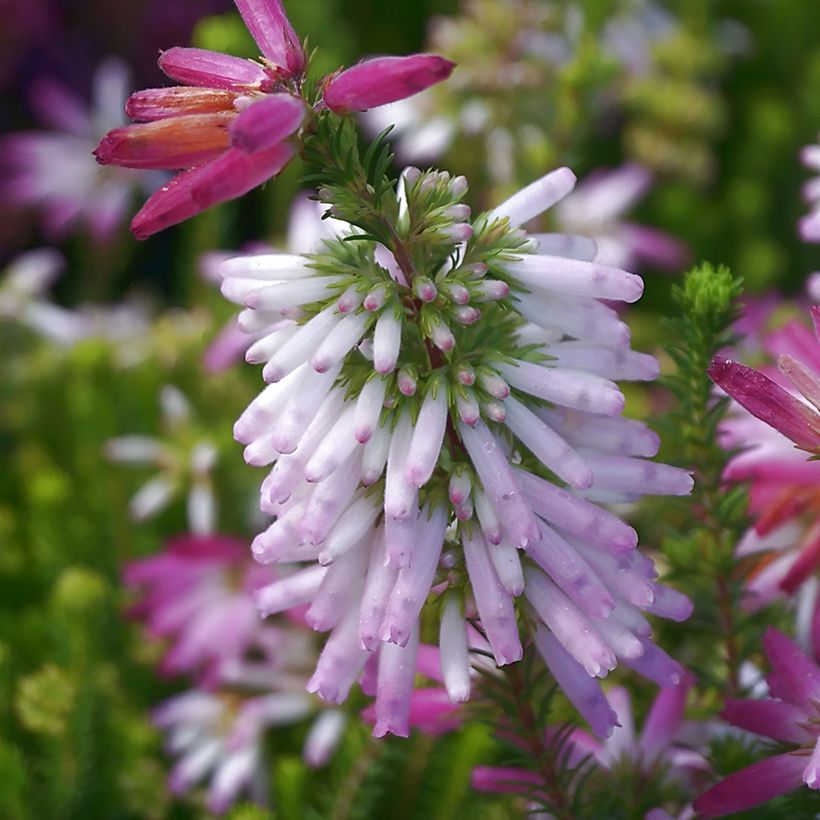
[106,385,218,532]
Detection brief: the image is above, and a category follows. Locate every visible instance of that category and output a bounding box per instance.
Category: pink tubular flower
[694,628,820,817]
[715,307,820,658]
[1,58,148,241]
[709,351,820,454]
[800,139,820,242]
[124,534,275,681]
[224,165,693,739]
[93,0,455,239]
[474,676,706,813]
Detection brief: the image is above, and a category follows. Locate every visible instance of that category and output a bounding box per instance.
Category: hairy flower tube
[714,307,820,657]
[221,162,693,739]
[93,0,454,239]
[694,629,820,816]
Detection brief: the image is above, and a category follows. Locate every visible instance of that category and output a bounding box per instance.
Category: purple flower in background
[221,165,693,738]
[94,0,454,239]
[800,138,820,242]
[125,534,275,681]
[554,164,688,271]
[106,386,219,532]
[2,58,149,241]
[694,629,820,817]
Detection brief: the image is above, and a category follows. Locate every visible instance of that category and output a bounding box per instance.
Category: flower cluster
[126,533,345,812]
[222,162,693,738]
[94,0,454,239]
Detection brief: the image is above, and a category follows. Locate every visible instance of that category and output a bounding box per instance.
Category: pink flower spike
[234,0,305,76]
[230,93,305,154]
[709,356,820,452]
[158,47,275,92]
[323,55,456,114]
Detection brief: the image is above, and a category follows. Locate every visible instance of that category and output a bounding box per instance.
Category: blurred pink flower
[2,58,149,241]
[695,629,820,817]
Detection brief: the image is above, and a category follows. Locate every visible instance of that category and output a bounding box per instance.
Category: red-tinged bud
[235,0,305,77]
[126,87,241,121]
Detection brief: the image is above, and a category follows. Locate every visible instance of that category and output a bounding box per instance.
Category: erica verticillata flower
[106,385,219,532]
[714,307,820,658]
[93,0,454,239]
[694,628,820,817]
[223,164,693,738]
[800,137,820,242]
[1,58,148,241]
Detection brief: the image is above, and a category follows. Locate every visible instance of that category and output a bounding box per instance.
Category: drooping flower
[125,534,276,681]
[712,306,820,658]
[94,0,454,239]
[694,628,820,817]
[222,165,693,738]
[1,58,149,241]
[474,675,707,816]
[800,137,820,242]
[106,386,219,532]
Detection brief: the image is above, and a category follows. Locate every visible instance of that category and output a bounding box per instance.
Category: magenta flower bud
[413,277,438,303]
[456,391,480,426]
[448,469,472,506]
[158,47,276,92]
[397,367,417,396]
[234,0,305,76]
[443,282,470,305]
[456,363,475,386]
[709,356,820,452]
[477,369,510,399]
[229,93,305,154]
[363,284,388,311]
[471,280,510,301]
[453,305,480,325]
[126,87,241,121]
[429,316,455,352]
[323,54,456,114]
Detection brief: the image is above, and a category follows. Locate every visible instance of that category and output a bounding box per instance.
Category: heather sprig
[655,262,750,692]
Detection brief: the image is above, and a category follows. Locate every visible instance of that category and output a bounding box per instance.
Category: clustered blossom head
[710,307,820,657]
[1,58,148,241]
[126,533,346,812]
[695,629,820,817]
[221,163,694,739]
[473,675,706,814]
[106,385,219,533]
[93,0,454,239]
